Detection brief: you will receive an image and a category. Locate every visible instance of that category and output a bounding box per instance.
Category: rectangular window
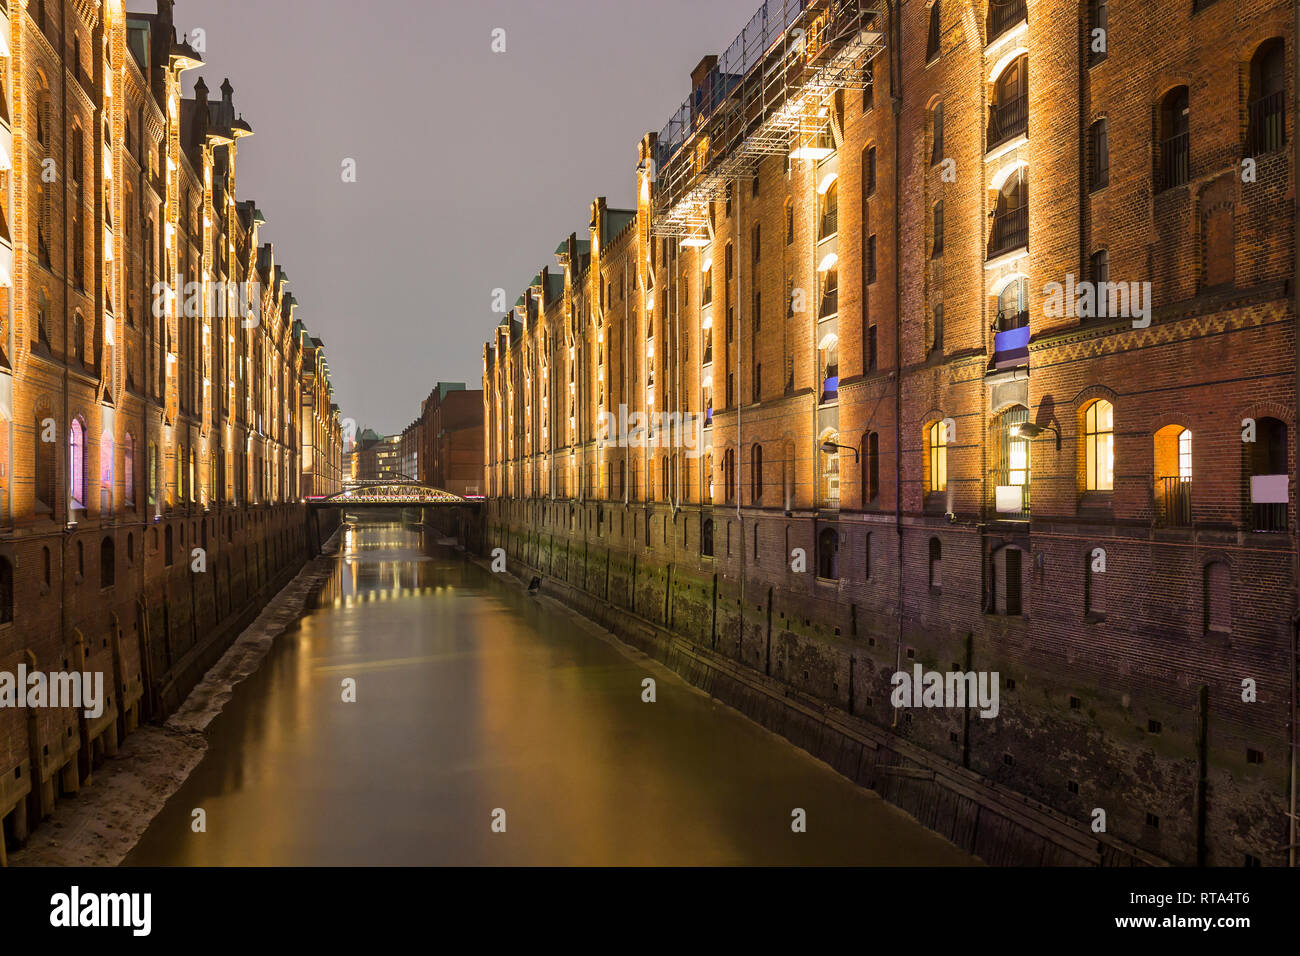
[1090,119,1109,190]
[932,201,944,257]
[1089,0,1108,66]
[931,103,944,165]
[927,3,941,62]
[1005,548,1023,615]
[932,303,944,354]
[865,146,877,195]
[752,224,761,264]
[867,235,877,284]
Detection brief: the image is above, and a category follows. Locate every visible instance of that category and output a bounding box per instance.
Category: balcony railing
[819,207,838,241]
[987,0,1027,42]
[987,94,1027,150]
[1252,501,1287,532]
[1247,91,1285,155]
[820,286,838,318]
[1158,131,1189,191]
[988,205,1028,258]
[1154,476,1191,528]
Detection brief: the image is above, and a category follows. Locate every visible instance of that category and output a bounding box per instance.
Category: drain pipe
[1290,0,1299,867]
[887,0,904,730]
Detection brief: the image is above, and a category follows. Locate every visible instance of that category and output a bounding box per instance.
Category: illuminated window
[926,421,947,493]
[1084,399,1114,491]
[69,419,86,510]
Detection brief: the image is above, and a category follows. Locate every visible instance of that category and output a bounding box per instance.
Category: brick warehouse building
[483,0,1298,865]
[0,0,343,862]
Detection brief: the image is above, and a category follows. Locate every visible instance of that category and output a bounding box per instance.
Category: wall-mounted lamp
[1009,421,1061,451]
[820,440,860,463]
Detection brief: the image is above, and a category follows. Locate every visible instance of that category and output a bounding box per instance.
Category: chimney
[194,75,208,106]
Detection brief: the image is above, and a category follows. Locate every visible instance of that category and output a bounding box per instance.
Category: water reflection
[124,519,975,866]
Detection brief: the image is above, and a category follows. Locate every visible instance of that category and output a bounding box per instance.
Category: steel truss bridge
[307,480,482,510]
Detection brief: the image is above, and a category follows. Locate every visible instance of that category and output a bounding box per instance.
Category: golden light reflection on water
[123,520,977,866]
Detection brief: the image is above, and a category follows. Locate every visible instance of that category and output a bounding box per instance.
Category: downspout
[1290,0,1299,867]
[737,180,745,641]
[887,0,904,729]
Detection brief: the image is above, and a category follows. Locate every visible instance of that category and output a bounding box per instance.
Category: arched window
[148,442,158,508]
[100,431,114,505]
[164,524,173,566]
[751,444,764,503]
[1248,417,1288,531]
[0,556,12,624]
[69,419,86,511]
[819,180,838,240]
[1083,400,1114,491]
[989,53,1028,148]
[863,144,877,196]
[723,448,735,503]
[819,429,841,508]
[820,267,838,318]
[124,433,135,506]
[861,431,879,504]
[930,101,945,164]
[701,518,714,557]
[34,414,55,514]
[925,421,947,495]
[928,537,942,589]
[863,531,872,580]
[1204,561,1230,633]
[100,537,115,588]
[990,546,1024,615]
[703,451,713,504]
[1153,425,1192,527]
[817,526,838,579]
[1157,86,1190,191]
[819,332,839,404]
[989,166,1028,257]
[1247,39,1285,155]
[72,312,85,364]
[997,276,1029,331]
[994,405,1030,517]
[1085,548,1106,619]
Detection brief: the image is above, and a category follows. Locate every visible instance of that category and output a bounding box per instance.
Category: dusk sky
[127,0,759,435]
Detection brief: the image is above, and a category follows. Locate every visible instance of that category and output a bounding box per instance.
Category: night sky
[128,0,759,435]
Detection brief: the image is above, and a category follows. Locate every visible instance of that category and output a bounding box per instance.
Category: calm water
[124,519,974,866]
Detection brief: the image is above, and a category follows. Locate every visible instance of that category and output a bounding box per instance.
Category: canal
[124,519,975,865]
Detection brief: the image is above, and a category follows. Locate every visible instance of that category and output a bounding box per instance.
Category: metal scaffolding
[650,0,887,239]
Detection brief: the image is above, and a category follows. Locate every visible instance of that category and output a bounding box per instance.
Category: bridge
[306,479,483,510]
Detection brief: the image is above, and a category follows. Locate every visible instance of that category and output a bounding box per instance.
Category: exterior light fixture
[1009,421,1061,450]
[681,236,709,248]
[821,440,860,463]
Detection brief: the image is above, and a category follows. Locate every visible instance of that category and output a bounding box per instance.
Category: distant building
[418,382,484,496]
[353,429,402,481]
[400,417,422,483]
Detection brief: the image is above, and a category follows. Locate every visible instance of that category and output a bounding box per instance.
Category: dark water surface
[124,520,975,865]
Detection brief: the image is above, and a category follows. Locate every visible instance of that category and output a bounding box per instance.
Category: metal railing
[1158,131,1189,191]
[987,0,1027,41]
[819,285,838,317]
[1154,476,1191,528]
[1252,501,1287,532]
[819,206,838,240]
[1247,91,1285,155]
[987,93,1027,150]
[989,205,1028,257]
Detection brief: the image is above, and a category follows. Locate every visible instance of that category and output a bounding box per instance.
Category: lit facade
[484,0,1297,865]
